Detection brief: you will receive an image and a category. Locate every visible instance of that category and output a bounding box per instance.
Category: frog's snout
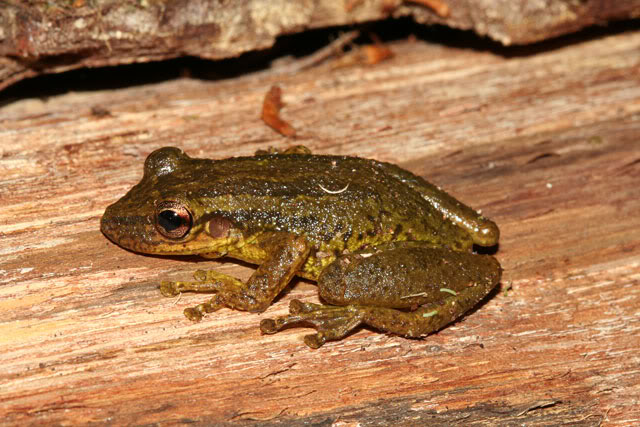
[100,203,120,242]
[101,202,149,250]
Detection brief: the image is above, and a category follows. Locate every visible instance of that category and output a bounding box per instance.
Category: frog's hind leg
[262,246,502,348]
[261,298,473,348]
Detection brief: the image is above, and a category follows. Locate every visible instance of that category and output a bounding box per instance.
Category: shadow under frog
[101,146,501,348]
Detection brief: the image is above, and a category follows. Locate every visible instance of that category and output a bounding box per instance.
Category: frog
[101,145,501,348]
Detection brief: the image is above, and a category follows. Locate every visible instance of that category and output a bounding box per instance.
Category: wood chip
[261,85,296,137]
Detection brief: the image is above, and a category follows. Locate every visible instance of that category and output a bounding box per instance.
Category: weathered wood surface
[2,0,640,91]
[1,27,639,425]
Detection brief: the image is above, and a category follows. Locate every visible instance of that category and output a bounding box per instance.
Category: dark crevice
[1,17,638,106]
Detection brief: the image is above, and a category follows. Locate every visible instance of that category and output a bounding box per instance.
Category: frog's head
[101,147,242,256]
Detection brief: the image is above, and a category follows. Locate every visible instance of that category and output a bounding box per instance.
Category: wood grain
[1,28,639,425]
[3,0,639,90]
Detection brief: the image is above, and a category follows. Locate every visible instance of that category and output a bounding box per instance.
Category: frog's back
[171,153,472,253]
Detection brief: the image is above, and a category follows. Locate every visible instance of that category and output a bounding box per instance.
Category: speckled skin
[101,146,501,348]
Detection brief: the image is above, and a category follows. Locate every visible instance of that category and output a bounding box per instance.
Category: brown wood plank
[1,28,639,424]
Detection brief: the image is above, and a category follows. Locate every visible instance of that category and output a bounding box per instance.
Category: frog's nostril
[100,211,119,237]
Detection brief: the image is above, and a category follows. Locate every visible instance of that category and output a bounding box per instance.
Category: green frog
[101,146,501,348]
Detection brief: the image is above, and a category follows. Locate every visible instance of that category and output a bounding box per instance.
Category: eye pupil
[158,210,183,231]
[155,202,192,239]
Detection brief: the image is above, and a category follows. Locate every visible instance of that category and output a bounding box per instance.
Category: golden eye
[155,201,192,239]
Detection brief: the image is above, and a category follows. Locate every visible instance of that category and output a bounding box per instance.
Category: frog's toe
[259,318,279,334]
[193,270,208,281]
[303,333,326,349]
[260,310,307,334]
[184,307,204,321]
[184,296,224,321]
[289,299,323,314]
[159,281,180,297]
[260,313,329,348]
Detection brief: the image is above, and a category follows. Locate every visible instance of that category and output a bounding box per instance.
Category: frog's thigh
[317,244,501,310]
[318,247,502,337]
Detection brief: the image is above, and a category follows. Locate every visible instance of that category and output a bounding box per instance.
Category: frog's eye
[155,201,192,239]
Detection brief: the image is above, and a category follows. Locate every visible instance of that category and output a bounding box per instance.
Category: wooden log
[1,27,639,424]
[2,0,640,90]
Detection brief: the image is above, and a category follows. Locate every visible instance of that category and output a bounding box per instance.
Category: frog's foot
[260,299,365,348]
[159,270,231,321]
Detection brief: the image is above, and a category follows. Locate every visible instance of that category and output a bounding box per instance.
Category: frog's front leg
[160,234,310,321]
[261,245,501,348]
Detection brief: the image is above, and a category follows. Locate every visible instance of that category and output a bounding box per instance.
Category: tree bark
[1,0,639,90]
